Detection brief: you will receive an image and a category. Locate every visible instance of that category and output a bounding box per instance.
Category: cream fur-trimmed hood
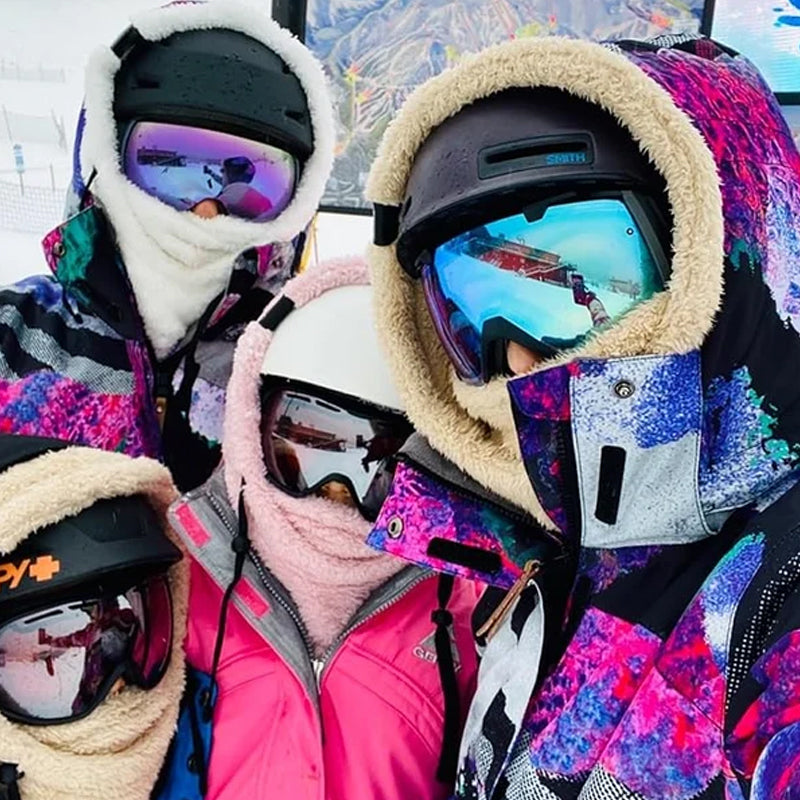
[0,442,188,800]
[366,35,726,523]
[82,0,334,249]
[76,0,335,357]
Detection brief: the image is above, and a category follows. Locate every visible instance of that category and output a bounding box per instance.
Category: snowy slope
[0,0,374,283]
[0,0,158,283]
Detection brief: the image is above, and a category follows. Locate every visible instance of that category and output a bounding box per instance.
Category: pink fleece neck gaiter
[244,477,405,657]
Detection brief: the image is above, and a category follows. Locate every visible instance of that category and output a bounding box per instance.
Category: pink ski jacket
[160,257,481,800]
[171,480,480,799]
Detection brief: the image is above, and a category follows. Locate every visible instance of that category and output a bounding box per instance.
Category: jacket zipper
[248,547,318,663]
[313,570,433,690]
[201,485,439,778]
[203,490,431,694]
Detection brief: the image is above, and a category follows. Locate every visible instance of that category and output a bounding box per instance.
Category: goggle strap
[260,295,296,331]
[110,25,145,60]
[0,763,22,800]
[373,203,400,246]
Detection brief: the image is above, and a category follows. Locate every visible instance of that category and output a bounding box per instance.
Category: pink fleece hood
[222,256,407,654]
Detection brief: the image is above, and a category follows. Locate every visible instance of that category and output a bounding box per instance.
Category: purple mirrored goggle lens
[261,385,412,521]
[421,197,667,384]
[123,121,298,222]
[0,576,173,724]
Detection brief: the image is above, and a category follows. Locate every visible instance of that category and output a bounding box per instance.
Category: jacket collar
[42,205,142,339]
[368,434,568,590]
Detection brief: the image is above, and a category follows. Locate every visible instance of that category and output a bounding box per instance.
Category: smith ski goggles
[260,379,413,521]
[417,193,670,384]
[0,575,173,725]
[122,120,298,221]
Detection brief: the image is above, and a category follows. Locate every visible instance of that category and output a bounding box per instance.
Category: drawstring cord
[207,487,250,696]
[158,294,223,492]
[432,572,460,785]
[196,485,250,796]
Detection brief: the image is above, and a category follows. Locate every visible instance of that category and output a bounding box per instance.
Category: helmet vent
[135,74,161,90]
[479,135,594,179]
[285,108,307,123]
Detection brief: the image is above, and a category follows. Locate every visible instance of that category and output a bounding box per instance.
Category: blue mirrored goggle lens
[123,121,298,222]
[423,198,665,383]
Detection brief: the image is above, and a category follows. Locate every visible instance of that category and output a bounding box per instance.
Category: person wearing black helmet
[0,0,334,491]
[365,33,800,800]
[391,85,673,382]
[0,434,187,800]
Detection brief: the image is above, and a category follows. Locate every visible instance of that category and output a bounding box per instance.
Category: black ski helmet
[112,26,313,162]
[0,435,181,622]
[394,87,673,275]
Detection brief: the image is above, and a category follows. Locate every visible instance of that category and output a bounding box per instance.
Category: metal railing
[0,178,64,234]
[0,59,66,84]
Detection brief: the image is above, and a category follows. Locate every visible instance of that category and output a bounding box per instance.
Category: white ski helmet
[259,266,405,412]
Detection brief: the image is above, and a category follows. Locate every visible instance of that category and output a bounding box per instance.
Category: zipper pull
[155,396,168,431]
[475,559,541,642]
[312,658,324,690]
[154,367,174,433]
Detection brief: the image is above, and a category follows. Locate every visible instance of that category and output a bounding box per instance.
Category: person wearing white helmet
[158,257,481,800]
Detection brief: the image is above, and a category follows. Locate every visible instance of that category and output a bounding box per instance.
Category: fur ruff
[0,447,188,800]
[365,37,724,526]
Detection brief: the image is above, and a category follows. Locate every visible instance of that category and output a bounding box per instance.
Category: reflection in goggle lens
[123,121,298,222]
[422,197,666,383]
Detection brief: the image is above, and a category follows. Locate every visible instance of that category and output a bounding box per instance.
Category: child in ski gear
[0,434,187,800]
[365,34,800,799]
[0,0,334,491]
[160,257,480,800]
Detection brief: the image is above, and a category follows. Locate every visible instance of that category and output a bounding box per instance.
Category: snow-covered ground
[1,229,50,278]
[0,0,372,285]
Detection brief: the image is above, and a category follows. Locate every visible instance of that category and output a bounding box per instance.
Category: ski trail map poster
[306,0,705,210]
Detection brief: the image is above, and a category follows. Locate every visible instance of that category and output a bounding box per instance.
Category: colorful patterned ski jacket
[0,206,298,490]
[364,34,800,799]
[0,0,334,491]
